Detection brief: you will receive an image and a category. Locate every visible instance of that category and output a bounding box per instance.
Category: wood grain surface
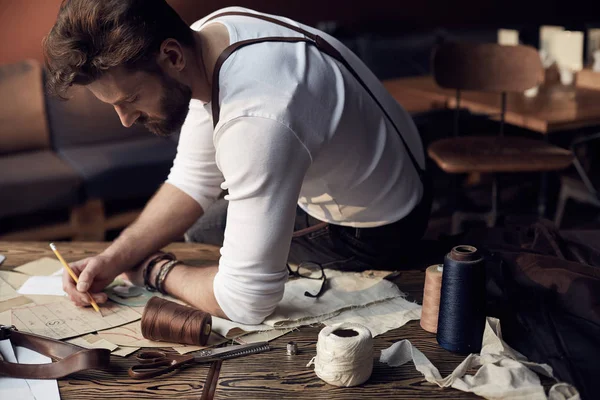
[0,241,489,399]
[383,75,600,133]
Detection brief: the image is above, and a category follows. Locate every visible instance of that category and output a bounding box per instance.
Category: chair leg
[70,199,106,241]
[488,176,499,228]
[553,186,569,229]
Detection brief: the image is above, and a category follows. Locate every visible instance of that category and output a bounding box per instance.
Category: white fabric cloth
[210,269,405,337]
[166,6,424,325]
[379,317,580,400]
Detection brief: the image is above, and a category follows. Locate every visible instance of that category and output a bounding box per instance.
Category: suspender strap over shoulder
[204,11,425,180]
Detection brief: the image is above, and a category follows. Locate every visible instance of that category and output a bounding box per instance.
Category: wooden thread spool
[141,297,212,346]
[420,264,443,333]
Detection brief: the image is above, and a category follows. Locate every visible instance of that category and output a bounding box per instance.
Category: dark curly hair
[43,0,194,98]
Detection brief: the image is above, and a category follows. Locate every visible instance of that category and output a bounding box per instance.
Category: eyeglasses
[286,261,327,298]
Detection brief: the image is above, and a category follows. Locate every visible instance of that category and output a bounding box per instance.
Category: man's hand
[62,255,121,307]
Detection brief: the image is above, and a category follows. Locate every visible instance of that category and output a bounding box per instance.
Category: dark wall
[0,0,598,65]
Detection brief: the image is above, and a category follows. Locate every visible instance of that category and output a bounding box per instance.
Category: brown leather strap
[0,327,111,379]
[204,11,425,179]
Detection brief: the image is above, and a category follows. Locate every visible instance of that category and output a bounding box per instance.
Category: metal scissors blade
[128,342,270,379]
[190,342,270,362]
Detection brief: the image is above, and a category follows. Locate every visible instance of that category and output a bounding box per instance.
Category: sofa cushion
[45,84,150,149]
[0,150,81,218]
[0,60,50,154]
[58,136,177,200]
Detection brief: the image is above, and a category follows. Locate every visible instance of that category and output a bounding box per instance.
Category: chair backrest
[432,42,544,93]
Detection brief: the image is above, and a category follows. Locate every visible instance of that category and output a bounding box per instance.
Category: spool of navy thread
[436,245,486,354]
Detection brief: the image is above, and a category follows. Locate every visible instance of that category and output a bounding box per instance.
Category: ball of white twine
[307,322,373,387]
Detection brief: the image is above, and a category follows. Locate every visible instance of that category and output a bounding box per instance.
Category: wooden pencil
[49,243,101,314]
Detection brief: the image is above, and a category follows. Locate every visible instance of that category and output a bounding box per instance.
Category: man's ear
[157,39,186,72]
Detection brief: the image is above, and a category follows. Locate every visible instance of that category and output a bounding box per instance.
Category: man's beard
[137,73,192,137]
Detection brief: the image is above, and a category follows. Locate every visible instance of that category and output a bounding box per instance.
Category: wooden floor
[1,242,486,399]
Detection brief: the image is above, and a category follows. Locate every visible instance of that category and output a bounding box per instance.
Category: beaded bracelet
[143,252,175,292]
[155,259,181,295]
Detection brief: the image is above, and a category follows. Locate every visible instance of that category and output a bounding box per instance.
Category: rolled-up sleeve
[166,104,224,212]
[213,116,312,324]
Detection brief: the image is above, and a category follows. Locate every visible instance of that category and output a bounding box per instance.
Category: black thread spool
[436,245,486,354]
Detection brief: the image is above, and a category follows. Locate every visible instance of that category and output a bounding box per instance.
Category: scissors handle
[135,350,169,364]
[128,353,195,379]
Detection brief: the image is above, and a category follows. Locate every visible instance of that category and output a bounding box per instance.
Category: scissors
[128,342,270,379]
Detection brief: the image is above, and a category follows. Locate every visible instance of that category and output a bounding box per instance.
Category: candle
[498,29,519,46]
[551,30,584,71]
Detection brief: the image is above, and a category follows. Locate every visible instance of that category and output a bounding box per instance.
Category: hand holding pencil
[50,243,103,314]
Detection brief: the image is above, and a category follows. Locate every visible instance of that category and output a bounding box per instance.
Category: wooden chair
[428,42,573,233]
[554,132,600,228]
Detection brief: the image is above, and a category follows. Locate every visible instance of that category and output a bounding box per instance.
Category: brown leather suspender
[0,325,110,379]
[204,11,425,181]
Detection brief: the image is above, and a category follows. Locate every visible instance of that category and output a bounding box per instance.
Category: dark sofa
[0,59,177,240]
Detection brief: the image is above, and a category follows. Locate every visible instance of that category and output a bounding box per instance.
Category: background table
[0,241,488,399]
[383,75,600,134]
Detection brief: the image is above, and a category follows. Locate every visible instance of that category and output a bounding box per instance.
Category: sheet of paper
[0,310,11,325]
[234,328,294,345]
[0,270,30,290]
[15,346,61,400]
[67,335,119,352]
[97,320,183,348]
[112,346,139,357]
[172,334,229,354]
[0,276,20,302]
[0,339,36,400]
[18,276,66,297]
[97,319,226,352]
[0,296,33,313]
[14,257,63,276]
[323,296,421,337]
[11,299,142,340]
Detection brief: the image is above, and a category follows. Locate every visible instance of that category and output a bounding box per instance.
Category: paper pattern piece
[112,347,139,357]
[14,257,63,276]
[67,335,119,352]
[234,328,294,345]
[0,271,30,291]
[18,276,66,297]
[324,295,421,337]
[379,317,580,400]
[0,310,11,325]
[173,335,229,355]
[0,296,33,313]
[97,319,227,352]
[11,300,142,340]
[0,276,21,303]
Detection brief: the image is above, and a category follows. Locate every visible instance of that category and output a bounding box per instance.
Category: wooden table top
[383,75,600,134]
[0,241,484,399]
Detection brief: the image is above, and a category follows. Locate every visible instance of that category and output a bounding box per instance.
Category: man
[44,0,431,325]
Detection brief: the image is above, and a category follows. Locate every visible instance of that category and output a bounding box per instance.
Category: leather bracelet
[143,253,175,292]
[155,259,181,295]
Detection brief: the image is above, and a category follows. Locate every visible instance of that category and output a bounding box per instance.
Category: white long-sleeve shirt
[166,7,425,324]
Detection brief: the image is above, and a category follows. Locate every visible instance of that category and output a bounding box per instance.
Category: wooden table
[383,75,600,134]
[0,242,485,399]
